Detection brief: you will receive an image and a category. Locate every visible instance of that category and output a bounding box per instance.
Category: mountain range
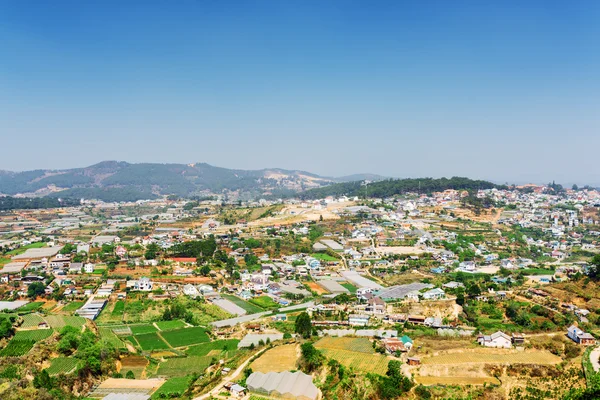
[0,161,388,202]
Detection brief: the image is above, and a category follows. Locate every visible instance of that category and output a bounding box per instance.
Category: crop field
[60,301,84,312]
[132,333,170,351]
[314,337,374,353]
[20,313,45,328]
[46,357,79,376]
[221,294,264,314]
[341,282,358,293]
[150,376,192,399]
[186,339,240,356]
[157,355,212,377]
[17,302,44,312]
[421,350,562,365]
[160,327,209,348]
[98,327,126,349]
[319,348,390,375]
[251,344,298,373]
[155,320,186,331]
[416,376,500,386]
[315,337,390,374]
[13,329,53,342]
[130,324,158,335]
[44,315,86,329]
[0,340,35,356]
[249,296,279,309]
[110,326,133,336]
[311,253,339,262]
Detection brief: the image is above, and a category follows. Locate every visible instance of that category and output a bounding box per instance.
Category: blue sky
[1,1,599,184]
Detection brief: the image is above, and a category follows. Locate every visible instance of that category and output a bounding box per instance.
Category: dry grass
[250,344,299,373]
[421,349,561,365]
[416,376,500,385]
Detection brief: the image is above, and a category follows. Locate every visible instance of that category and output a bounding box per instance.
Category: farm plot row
[318,348,390,375]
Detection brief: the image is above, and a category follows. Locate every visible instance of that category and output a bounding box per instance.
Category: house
[127,277,153,291]
[230,383,246,397]
[477,331,512,348]
[272,314,287,322]
[382,338,407,353]
[68,263,83,274]
[115,246,127,258]
[512,333,525,345]
[183,284,200,298]
[422,288,445,300]
[567,325,596,345]
[365,297,386,315]
[407,357,421,366]
[399,335,413,350]
[348,314,370,326]
[443,281,464,289]
[84,263,95,273]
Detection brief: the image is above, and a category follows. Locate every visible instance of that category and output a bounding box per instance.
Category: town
[0,182,599,399]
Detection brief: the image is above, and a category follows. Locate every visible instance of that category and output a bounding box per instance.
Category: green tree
[126,370,135,379]
[27,282,46,299]
[295,312,312,339]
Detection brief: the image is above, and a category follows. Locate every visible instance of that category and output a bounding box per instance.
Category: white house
[567,325,596,345]
[84,263,95,273]
[127,277,153,291]
[422,288,445,300]
[477,331,512,348]
[183,284,199,298]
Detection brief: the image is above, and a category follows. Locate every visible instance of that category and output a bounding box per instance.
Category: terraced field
[0,340,35,356]
[46,357,79,376]
[150,376,192,399]
[43,315,86,329]
[13,329,53,342]
[98,327,126,349]
[155,320,186,331]
[130,324,158,335]
[251,344,298,373]
[20,313,45,329]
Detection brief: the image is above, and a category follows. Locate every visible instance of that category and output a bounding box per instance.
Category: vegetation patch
[150,376,193,399]
[249,296,279,310]
[185,339,240,356]
[251,344,299,373]
[46,357,79,376]
[130,324,158,335]
[221,294,264,314]
[16,302,44,312]
[134,332,170,351]
[155,320,186,331]
[156,356,212,377]
[160,327,210,348]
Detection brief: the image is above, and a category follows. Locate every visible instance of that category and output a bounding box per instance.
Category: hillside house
[477,331,512,348]
[567,325,596,345]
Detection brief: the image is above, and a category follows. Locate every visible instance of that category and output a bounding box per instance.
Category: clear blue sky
[1,1,599,185]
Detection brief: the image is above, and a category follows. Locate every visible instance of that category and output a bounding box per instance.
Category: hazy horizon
[1,1,599,185]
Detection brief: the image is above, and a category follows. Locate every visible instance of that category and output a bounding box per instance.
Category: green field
[155,320,186,331]
[133,332,170,351]
[16,302,44,312]
[20,313,45,328]
[130,324,158,335]
[186,339,240,356]
[157,356,212,377]
[249,296,279,310]
[521,268,556,276]
[221,294,264,314]
[46,357,79,376]
[98,327,126,349]
[44,315,86,329]
[5,242,46,256]
[61,302,85,312]
[311,253,339,262]
[161,327,210,348]
[150,376,193,399]
[0,340,35,356]
[341,282,358,293]
[111,301,125,318]
[13,329,53,342]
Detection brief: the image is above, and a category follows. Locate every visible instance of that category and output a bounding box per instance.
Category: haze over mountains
[0,161,388,201]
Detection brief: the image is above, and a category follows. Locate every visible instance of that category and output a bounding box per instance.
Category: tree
[300,342,324,372]
[295,312,312,339]
[28,282,46,299]
[33,369,53,390]
[126,370,135,379]
[144,243,160,260]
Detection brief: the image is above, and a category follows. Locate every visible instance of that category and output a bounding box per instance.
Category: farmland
[13,329,53,342]
[0,340,35,356]
[46,357,79,376]
[160,327,210,348]
[132,333,169,351]
[20,313,45,328]
[16,302,44,312]
[155,320,186,331]
[156,355,213,377]
[186,339,240,356]
[221,294,264,314]
[130,324,158,335]
[150,376,192,399]
[60,301,85,312]
[249,296,279,309]
[340,282,358,293]
[314,337,390,374]
[43,315,86,329]
[421,349,562,365]
[416,376,500,386]
[250,344,298,373]
[98,327,126,349]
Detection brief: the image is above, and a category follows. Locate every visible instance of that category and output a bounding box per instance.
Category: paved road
[193,347,267,400]
[590,346,600,373]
